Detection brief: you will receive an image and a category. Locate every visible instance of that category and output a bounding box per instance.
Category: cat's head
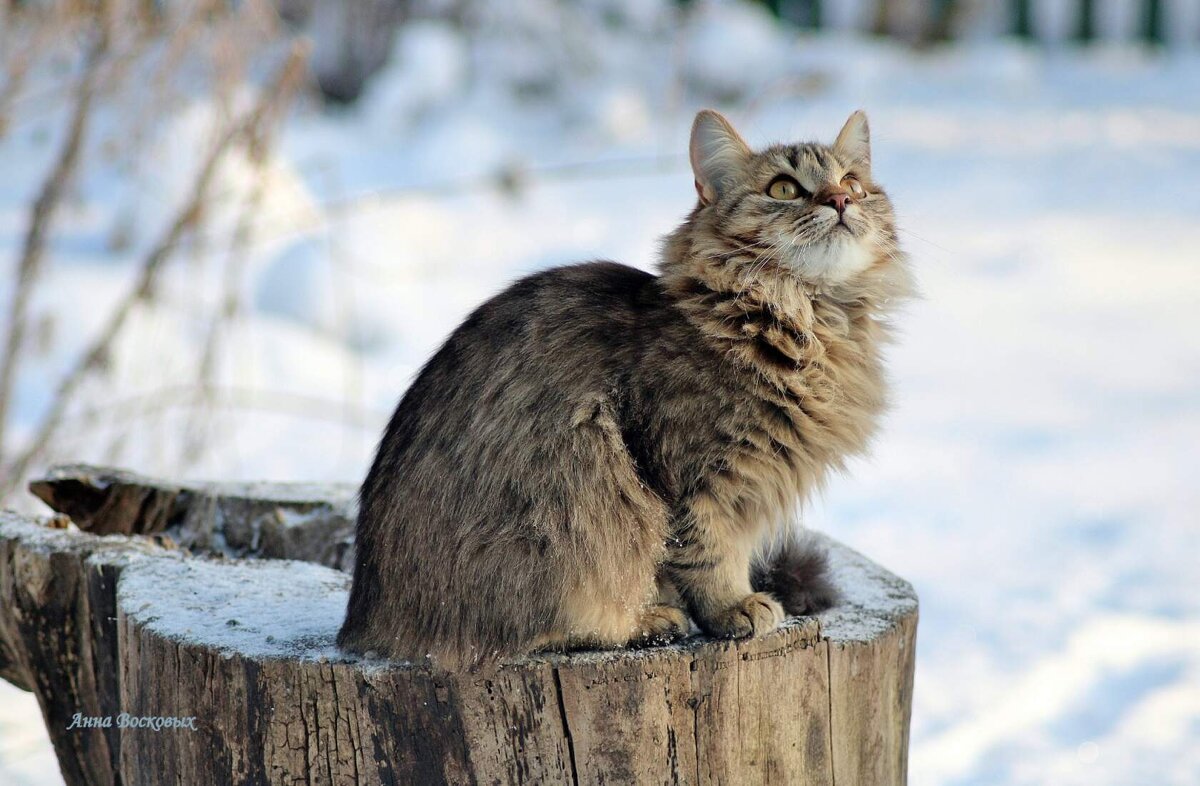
[681,109,900,290]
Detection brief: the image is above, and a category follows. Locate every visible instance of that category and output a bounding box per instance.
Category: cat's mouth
[803,210,859,241]
[807,225,856,251]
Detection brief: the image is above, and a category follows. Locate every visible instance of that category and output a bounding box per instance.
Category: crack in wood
[551,667,581,786]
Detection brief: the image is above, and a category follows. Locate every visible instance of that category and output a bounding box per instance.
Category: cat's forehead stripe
[769,145,833,177]
[807,145,837,172]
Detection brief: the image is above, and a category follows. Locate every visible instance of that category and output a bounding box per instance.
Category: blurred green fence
[723,0,1192,46]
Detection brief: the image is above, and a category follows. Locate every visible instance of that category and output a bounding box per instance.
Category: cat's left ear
[834,110,871,172]
[690,110,751,205]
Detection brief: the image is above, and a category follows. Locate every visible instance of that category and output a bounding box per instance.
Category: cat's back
[415,260,659,388]
[365,261,664,485]
[471,260,659,346]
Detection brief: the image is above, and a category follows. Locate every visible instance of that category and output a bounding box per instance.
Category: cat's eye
[843,176,867,198]
[767,176,803,200]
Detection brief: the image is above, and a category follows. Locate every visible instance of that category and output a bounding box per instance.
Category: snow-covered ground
[2,4,1198,784]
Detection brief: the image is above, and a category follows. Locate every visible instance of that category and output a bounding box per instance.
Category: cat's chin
[786,235,874,286]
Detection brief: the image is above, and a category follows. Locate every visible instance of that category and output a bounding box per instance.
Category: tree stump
[1,465,917,786]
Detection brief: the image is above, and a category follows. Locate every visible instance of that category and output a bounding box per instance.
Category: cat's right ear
[690,110,751,205]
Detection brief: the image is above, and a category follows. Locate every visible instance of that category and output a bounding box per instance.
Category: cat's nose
[826,193,851,216]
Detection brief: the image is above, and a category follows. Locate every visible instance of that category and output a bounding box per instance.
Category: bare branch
[0,27,110,458]
[0,42,310,500]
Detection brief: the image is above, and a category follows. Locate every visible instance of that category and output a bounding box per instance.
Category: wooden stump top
[1,465,917,785]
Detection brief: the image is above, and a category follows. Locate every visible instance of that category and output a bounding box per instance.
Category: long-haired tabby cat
[339,110,912,667]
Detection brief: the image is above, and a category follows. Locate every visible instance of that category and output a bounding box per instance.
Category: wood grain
[1,466,918,785]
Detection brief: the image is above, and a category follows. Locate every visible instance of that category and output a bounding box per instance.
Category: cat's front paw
[629,604,691,647]
[701,592,784,639]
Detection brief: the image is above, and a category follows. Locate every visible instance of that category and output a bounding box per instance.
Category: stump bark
[1,465,917,786]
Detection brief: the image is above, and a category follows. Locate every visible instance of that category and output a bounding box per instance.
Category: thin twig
[59,384,388,434]
[100,150,689,268]
[0,43,309,499]
[183,145,272,468]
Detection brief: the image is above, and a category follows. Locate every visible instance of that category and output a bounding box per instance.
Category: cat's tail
[751,531,840,616]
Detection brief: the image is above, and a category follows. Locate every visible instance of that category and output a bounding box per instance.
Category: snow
[108,529,914,667]
[117,556,350,661]
[684,2,792,97]
[0,510,162,560]
[2,3,1199,784]
[817,535,918,644]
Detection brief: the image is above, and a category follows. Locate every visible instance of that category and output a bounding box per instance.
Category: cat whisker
[895,227,951,254]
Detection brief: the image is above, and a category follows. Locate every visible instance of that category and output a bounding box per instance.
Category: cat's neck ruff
[660,237,910,331]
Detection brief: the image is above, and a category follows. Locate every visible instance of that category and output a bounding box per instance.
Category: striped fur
[339,111,912,666]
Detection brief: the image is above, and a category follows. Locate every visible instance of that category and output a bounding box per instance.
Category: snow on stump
[1,466,917,786]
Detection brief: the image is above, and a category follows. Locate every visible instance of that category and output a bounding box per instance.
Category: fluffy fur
[338,110,913,666]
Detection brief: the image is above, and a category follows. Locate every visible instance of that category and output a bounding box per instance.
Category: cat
[338,109,913,667]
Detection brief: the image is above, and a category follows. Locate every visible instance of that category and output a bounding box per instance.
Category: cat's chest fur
[664,279,890,534]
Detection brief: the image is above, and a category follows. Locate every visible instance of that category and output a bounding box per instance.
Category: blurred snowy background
[1,0,1198,784]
